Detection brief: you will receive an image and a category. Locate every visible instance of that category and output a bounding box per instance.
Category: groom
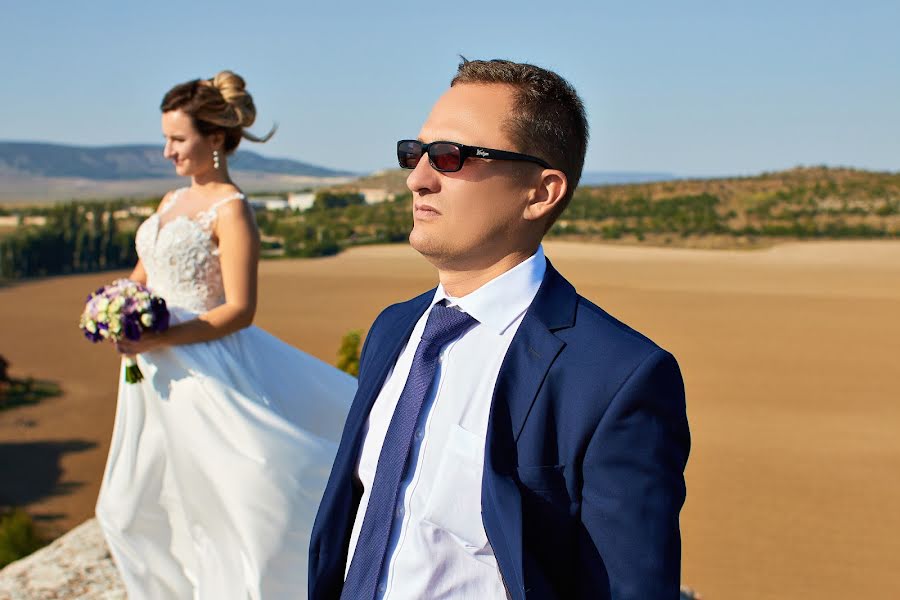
[310,59,690,599]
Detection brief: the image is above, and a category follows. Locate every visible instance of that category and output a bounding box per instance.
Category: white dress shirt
[346,246,547,599]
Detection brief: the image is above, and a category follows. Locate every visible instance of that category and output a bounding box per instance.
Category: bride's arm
[117,198,260,353]
[128,260,148,285]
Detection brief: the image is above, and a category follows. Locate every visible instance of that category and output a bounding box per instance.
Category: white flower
[110,297,125,312]
[140,313,154,327]
[85,320,97,333]
[109,316,122,333]
[96,298,110,312]
[96,311,108,323]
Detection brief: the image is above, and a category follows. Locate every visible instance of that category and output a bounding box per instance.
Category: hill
[0,142,351,180]
[0,142,353,202]
[553,166,900,247]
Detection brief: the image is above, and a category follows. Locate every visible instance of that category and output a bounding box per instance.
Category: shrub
[0,508,46,568]
[337,330,362,377]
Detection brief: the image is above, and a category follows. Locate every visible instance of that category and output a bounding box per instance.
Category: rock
[1,518,704,599]
[0,519,125,600]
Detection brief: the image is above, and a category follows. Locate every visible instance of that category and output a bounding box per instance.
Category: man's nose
[406,154,440,194]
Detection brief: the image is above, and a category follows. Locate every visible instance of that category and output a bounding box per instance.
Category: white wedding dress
[96,188,356,599]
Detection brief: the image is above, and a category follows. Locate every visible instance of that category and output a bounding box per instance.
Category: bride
[95,71,356,599]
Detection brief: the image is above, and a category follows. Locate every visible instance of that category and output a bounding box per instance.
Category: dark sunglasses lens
[428,143,462,172]
[397,141,422,169]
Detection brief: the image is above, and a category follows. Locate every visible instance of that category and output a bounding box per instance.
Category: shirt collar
[430,245,546,336]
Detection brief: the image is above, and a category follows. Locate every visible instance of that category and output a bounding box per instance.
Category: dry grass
[1,240,899,598]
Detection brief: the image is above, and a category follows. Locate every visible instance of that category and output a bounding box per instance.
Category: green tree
[337,330,362,377]
[313,190,366,210]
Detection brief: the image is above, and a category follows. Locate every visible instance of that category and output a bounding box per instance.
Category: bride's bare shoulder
[156,188,186,214]
[214,192,255,226]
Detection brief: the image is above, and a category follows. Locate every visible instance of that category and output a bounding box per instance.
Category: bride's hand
[116,332,165,355]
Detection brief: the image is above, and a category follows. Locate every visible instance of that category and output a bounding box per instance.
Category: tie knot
[419,303,478,351]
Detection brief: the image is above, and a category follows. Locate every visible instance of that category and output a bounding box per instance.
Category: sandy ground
[1,240,899,599]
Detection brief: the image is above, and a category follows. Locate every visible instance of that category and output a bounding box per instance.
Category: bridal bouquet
[79,279,170,383]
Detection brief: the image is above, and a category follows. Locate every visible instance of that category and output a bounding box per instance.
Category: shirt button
[396,505,405,518]
[378,582,387,595]
[414,428,425,441]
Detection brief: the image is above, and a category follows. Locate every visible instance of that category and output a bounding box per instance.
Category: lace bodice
[135,188,246,313]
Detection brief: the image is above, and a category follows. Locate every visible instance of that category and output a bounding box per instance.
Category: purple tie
[341,303,478,600]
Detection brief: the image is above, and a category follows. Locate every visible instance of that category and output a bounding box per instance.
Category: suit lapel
[496,313,566,443]
[313,291,433,565]
[492,259,577,445]
[483,259,578,598]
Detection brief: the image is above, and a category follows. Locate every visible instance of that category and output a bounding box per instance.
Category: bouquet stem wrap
[124,357,144,384]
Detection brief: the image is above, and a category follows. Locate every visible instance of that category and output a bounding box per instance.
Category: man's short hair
[452,58,589,218]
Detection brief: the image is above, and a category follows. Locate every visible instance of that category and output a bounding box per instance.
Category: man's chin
[409,229,432,256]
[409,230,447,263]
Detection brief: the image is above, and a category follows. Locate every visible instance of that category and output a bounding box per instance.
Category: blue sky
[2,1,897,176]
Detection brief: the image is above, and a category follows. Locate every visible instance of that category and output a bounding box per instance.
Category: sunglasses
[397,139,552,173]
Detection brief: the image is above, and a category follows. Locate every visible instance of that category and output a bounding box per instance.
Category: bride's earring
[213,150,220,170]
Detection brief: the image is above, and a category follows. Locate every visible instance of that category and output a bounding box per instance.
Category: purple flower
[123,315,142,341]
[151,298,170,332]
[83,329,103,343]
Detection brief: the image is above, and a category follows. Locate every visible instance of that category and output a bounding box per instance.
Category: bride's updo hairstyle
[161,70,275,154]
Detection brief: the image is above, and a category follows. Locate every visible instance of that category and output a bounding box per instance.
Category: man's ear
[523,169,568,223]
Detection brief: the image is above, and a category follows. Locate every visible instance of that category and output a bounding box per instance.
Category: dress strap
[194,192,247,231]
[159,187,187,215]
[207,192,246,214]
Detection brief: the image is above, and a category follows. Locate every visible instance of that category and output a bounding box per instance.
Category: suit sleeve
[579,348,690,599]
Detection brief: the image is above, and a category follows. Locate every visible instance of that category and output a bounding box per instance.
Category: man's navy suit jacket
[309,259,690,599]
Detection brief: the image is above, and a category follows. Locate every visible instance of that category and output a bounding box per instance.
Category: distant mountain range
[0,141,683,203]
[0,141,358,202]
[0,141,351,180]
[1,142,678,184]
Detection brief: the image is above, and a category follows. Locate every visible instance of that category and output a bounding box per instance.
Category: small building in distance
[248,195,290,211]
[246,188,391,213]
[287,192,316,211]
[112,206,155,220]
[130,206,155,217]
[0,215,47,227]
[360,188,392,204]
